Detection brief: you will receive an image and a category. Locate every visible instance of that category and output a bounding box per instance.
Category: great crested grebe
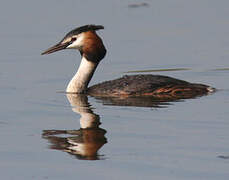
[42,24,214,97]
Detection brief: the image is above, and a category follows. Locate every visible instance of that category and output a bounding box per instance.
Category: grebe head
[41,24,106,63]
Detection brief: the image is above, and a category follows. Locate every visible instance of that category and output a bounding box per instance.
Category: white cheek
[67,35,84,49]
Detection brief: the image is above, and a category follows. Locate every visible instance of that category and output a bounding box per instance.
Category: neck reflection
[42,94,107,160]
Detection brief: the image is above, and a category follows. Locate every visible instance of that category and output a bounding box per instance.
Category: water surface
[0,0,229,179]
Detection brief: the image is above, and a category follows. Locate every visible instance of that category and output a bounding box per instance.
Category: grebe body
[42,25,213,97]
[87,74,211,97]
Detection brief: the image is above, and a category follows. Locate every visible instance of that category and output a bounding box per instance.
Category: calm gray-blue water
[1,0,229,179]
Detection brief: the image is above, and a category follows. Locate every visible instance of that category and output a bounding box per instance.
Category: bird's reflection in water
[92,91,210,108]
[42,91,212,160]
[42,94,107,160]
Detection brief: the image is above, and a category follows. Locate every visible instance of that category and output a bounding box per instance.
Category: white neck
[66,56,98,93]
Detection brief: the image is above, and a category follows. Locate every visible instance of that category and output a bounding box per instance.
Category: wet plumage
[88,74,210,97]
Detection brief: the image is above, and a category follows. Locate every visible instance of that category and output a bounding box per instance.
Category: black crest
[64,24,104,39]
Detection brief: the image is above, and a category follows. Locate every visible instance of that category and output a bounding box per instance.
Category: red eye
[71,37,77,41]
